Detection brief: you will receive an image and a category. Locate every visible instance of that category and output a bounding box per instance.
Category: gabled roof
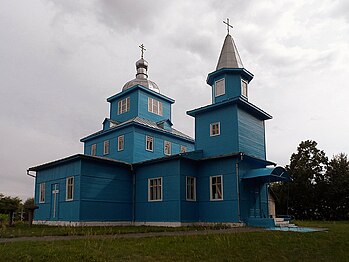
[80,116,194,142]
[216,34,243,70]
[187,97,272,120]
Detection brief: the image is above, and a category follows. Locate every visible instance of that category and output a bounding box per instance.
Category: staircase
[274,217,297,228]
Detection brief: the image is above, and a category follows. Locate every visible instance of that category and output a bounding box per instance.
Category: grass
[0,221,348,261]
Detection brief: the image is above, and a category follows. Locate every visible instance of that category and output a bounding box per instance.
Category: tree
[326,153,349,220]
[274,140,328,219]
[0,194,22,225]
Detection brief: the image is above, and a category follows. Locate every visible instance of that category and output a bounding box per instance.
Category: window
[164,141,171,155]
[91,144,96,156]
[118,135,124,151]
[210,175,223,200]
[241,80,248,97]
[146,135,153,151]
[215,78,225,97]
[210,122,220,136]
[148,177,162,201]
[180,145,187,153]
[39,183,45,203]
[186,177,196,201]
[148,97,163,116]
[66,177,74,201]
[118,97,130,114]
[103,140,109,155]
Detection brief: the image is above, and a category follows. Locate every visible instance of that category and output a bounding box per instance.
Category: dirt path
[0,227,264,243]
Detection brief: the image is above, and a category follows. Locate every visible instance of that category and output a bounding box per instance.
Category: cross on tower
[139,44,146,59]
[223,18,233,35]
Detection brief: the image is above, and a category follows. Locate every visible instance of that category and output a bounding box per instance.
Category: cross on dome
[139,44,146,58]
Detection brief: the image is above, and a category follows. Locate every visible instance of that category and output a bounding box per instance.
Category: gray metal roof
[216,34,243,70]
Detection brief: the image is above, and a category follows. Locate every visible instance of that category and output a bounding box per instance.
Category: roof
[242,166,291,183]
[187,96,272,120]
[80,116,194,142]
[28,154,131,172]
[216,34,243,70]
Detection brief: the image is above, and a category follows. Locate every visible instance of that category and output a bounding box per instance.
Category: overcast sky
[1,0,349,200]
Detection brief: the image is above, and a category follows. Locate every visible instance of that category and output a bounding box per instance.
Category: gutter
[26,169,36,178]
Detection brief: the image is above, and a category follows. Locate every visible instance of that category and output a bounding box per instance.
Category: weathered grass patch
[0,221,348,262]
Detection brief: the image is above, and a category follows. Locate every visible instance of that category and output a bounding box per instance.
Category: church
[28,26,290,227]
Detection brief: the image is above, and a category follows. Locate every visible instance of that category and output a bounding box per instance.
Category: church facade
[28,31,290,227]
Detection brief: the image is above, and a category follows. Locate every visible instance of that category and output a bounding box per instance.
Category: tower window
[241,80,248,97]
[210,175,223,201]
[180,145,187,153]
[39,183,45,203]
[103,140,109,155]
[210,122,220,136]
[164,141,171,155]
[118,135,124,151]
[215,78,225,97]
[66,176,74,201]
[146,135,154,151]
[118,97,130,114]
[148,97,163,116]
[91,144,97,156]
[148,177,162,201]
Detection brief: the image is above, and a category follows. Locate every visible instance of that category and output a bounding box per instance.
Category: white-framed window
[148,177,162,201]
[118,135,124,151]
[148,97,163,116]
[91,144,96,156]
[215,78,225,97]
[39,183,45,203]
[66,176,74,201]
[241,80,248,97]
[210,122,220,136]
[180,145,187,153]
[118,97,130,115]
[210,175,223,201]
[186,176,196,201]
[164,141,171,155]
[103,140,109,155]
[146,135,154,151]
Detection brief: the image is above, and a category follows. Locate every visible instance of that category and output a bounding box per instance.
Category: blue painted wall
[195,104,238,157]
[134,160,181,222]
[34,160,81,222]
[211,74,245,104]
[79,160,132,221]
[137,90,172,122]
[109,91,139,123]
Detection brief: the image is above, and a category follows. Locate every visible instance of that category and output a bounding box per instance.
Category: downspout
[236,153,243,222]
[131,164,136,224]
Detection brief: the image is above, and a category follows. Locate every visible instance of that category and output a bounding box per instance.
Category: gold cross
[223,18,233,34]
[139,44,146,58]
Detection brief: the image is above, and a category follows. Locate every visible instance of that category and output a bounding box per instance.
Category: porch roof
[242,166,291,183]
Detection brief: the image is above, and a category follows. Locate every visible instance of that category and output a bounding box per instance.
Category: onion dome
[122,45,160,93]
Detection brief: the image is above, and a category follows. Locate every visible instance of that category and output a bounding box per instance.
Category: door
[51,183,59,220]
[249,183,261,218]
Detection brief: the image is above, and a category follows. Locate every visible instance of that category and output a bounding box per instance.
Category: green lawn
[0,221,348,261]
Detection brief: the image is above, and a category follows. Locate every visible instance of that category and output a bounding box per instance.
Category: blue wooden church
[28,29,290,227]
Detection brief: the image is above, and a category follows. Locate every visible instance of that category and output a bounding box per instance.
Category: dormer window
[215,78,225,97]
[118,97,130,115]
[241,80,248,97]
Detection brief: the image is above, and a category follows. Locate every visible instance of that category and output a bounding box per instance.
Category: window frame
[148,97,163,116]
[186,176,196,201]
[210,175,223,201]
[118,97,130,115]
[146,135,154,152]
[117,135,124,151]
[66,176,74,201]
[148,177,163,202]
[210,122,220,137]
[164,140,171,156]
[215,78,225,97]
[91,144,97,156]
[241,80,248,97]
[39,183,45,203]
[103,140,109,155]
[180,145,187,153]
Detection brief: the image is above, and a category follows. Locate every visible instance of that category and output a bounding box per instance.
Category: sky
[1,0,349,200]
